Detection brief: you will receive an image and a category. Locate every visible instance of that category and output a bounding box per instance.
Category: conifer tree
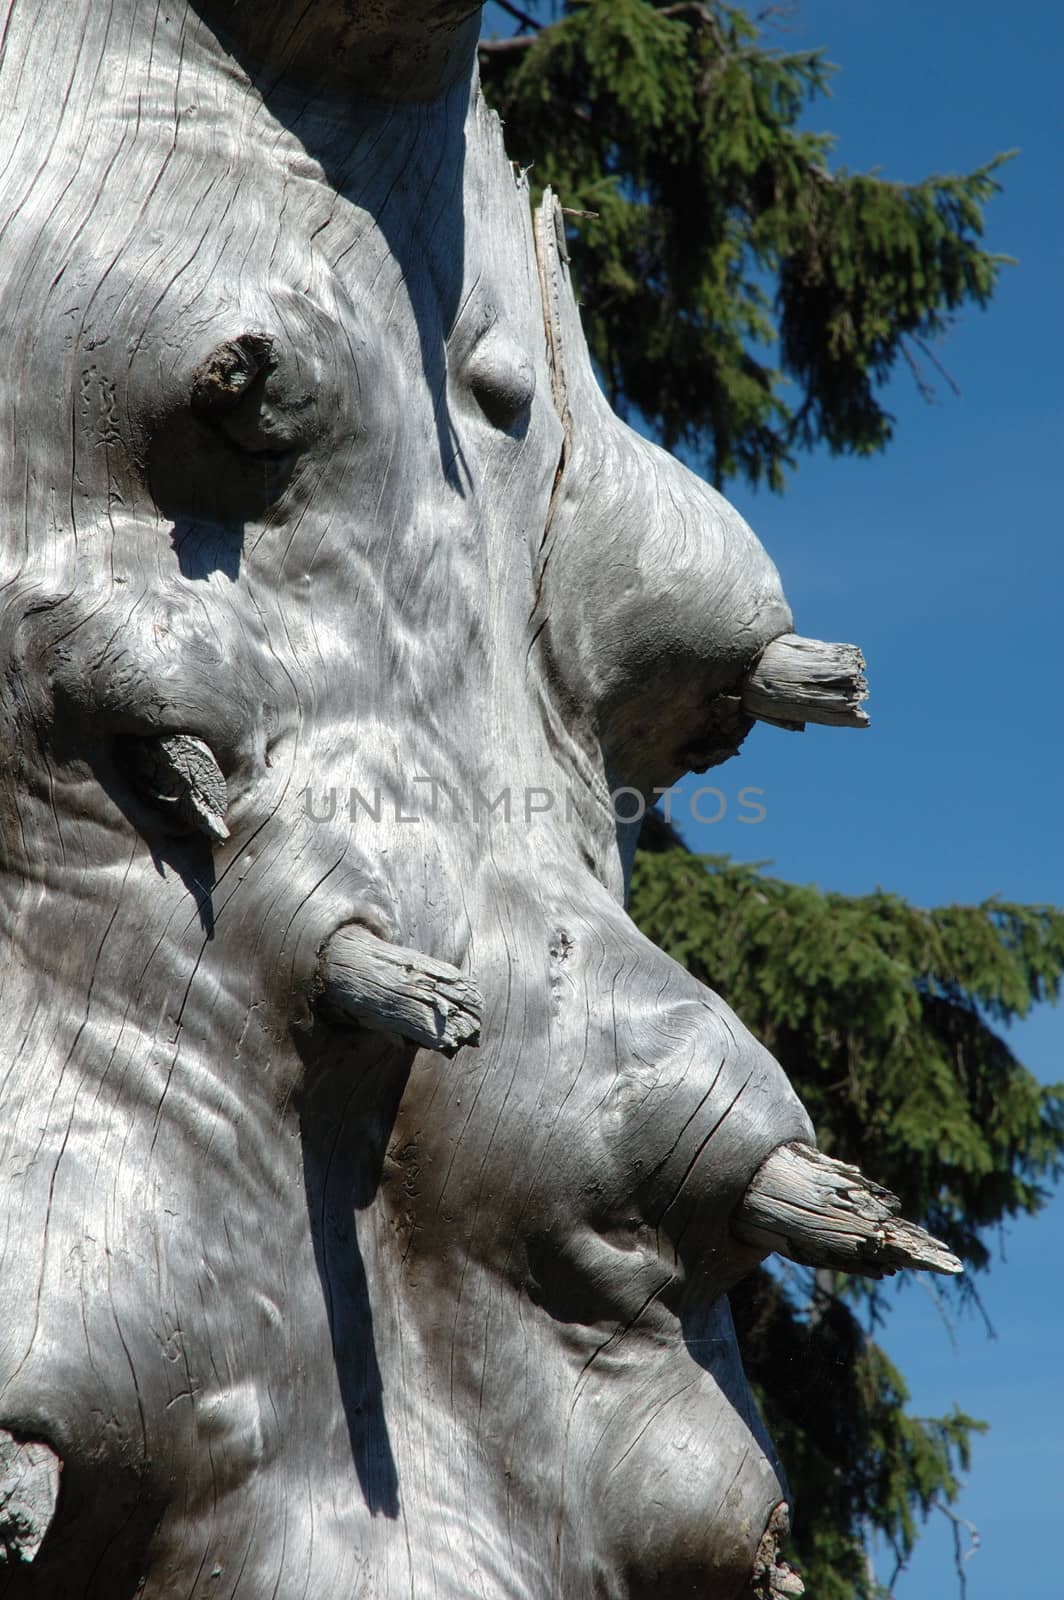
[479,0,1010,489]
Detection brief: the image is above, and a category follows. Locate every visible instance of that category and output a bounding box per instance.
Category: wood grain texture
[0,4,945,1596]
[195,0,483,102]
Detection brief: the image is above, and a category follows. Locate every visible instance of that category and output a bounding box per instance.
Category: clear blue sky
[482,3,1062,1594]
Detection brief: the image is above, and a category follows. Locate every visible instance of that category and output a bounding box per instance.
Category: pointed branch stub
[119,732,230,843]
[732,1142,962,1279]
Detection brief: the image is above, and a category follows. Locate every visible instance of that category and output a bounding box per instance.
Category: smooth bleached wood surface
[0,4,949,1596]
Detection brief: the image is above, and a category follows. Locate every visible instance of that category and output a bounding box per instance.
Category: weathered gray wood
[318,925,482,1051]
[742,633,870,730]
[0,1431,60,1568]
[732,1142,963,1277]
[0,4,945,1597]
[195,0,483,102]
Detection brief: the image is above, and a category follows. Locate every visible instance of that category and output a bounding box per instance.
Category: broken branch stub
[742,633,870,731]
[118,732,230,843]
[317,924,483,1053]
[748,1504,806,1599]
[732,1142,963,1278]
[0,1429,61,1568]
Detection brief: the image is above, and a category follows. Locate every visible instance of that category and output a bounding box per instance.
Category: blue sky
[483,3,1062,1594]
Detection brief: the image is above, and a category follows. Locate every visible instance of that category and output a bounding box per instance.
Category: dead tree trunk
[0,4,955,1596]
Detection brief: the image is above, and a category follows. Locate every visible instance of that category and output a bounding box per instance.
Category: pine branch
[901,338,936,404]
[656,0,721,25]
[912,332,962,398]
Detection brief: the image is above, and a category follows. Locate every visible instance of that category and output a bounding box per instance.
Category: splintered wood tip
[0,1429,61,1566]
[742,634,869,731]
[732,1142,963,1279]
